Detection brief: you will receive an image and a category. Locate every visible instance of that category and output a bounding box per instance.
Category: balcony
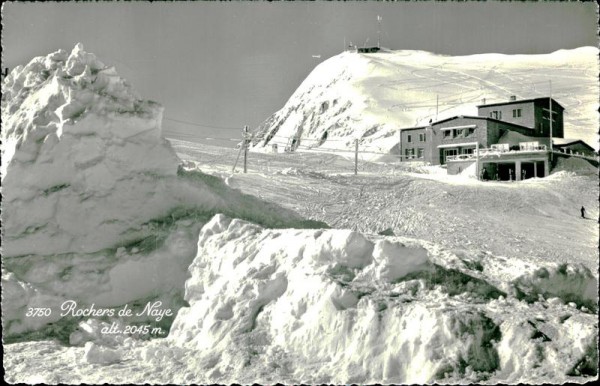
[446,143,548,162]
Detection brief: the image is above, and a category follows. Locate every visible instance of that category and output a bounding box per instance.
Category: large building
[477,96,564,138]
[399,96,593,180]
[400,115,542,165]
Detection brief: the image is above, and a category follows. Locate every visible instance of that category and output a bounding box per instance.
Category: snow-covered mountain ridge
[252,47,599,153]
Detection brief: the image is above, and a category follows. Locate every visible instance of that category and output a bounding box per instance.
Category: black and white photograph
[1,1,598,384]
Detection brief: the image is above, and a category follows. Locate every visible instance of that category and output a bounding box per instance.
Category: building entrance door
[497,163,516,181]
[520,162,536,180]
[536,161,545,178]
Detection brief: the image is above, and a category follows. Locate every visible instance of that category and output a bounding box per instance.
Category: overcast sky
[2,1,598,146]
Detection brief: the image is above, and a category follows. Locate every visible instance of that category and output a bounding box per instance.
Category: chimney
[481,98,486,105]
[509,95,517,101]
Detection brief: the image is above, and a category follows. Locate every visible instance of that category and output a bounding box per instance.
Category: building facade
[477,97,564,138]
[399,96,574,180]
[400,115,538,165]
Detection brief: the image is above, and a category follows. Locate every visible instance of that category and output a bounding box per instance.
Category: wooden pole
[377,15,382,49]
[398,129,402,162]
[243,125,249,174]
[232,131,244,173]
[549,80,553,164]
[476,141,480,180]
[354,139,359,175]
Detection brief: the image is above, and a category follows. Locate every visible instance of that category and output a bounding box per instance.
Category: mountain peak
[252,48,598,155]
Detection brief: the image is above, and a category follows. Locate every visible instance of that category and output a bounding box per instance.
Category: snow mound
[167,215,497,383]
[553,157,598,175]
[2,212,598,383]
[83,341,122,365]
[512,264,598,312]
[1,43,180,256]
[162,214,598,384]
[1,45,325,339]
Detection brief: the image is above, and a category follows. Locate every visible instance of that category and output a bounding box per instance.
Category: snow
[2,46,598,384]
[553,157,598,175]
[83,342,123,365]
[1,45,324,339]
[4,210,597,383]
[252,47,599,156]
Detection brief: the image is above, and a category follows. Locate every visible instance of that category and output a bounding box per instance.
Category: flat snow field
[173,139,599,274]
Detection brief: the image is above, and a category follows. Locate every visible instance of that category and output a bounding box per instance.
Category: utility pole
[398,129,402,163]
[354,139,359,175]
[549,80,553,163]
[476,141,480,181]
[377,15,382,49]
[243,125,249,173]
[233,125,250,174]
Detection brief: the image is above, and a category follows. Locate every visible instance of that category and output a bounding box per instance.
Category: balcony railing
[446,144,548,162]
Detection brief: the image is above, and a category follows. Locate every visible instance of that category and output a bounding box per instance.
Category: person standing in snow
[481,168,489,181]
[581,206,586,218]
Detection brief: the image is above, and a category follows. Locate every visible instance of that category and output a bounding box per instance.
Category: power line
[163,116,241,130]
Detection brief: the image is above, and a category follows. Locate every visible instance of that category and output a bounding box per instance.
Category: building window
[461,148,474,155]
[443,130,452,139]
[419,133,426,142]
[466,127,475,137]
[512,108,522,118]
[444,149,458,162]
[405,148,414,159]
[455,129,464,137]
[417,148,424,158]
[491,110,502,120]
[407,134,412,143]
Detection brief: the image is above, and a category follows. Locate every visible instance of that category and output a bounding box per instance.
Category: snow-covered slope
[0,45,324,338]
[164,214,597,384]
[3,140,598,384]
[252,47,599,154]
[5,213,596,384]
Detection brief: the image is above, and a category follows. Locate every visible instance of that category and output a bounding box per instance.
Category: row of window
[490,110,502,120]
[490,108,522,119]
[406,133,426,143]
[444,148,474,157]
[442,127,475,139]
[405,148,424,159]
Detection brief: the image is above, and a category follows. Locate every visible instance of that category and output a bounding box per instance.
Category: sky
[2,1,598,147]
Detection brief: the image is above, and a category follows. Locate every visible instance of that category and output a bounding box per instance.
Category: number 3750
[26,307,52,317]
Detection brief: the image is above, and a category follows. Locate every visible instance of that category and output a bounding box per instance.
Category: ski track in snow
[2,139,598,385]
[174,140,599,273]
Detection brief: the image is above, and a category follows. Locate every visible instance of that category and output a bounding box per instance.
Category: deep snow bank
[1,45,325,338]
[165,215,598,383]
[553,156,598,176]
[1,43,180,256]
